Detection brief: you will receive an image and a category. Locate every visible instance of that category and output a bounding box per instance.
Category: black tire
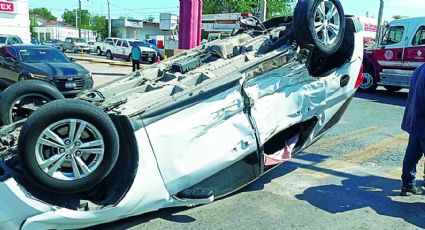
[358,65,378,92]
[96,47,102,56]
[0,79,10,94]
[293,0,346,56]
[0,80,64,126]
[384,85,402,92]
[18,99,120,194]
[106,50,113,60]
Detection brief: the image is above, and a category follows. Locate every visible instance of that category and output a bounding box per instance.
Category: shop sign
[0,1,14,13]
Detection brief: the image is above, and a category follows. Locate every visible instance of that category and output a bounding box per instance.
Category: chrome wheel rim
[35,119,105,181]
[314,0,341,46]
[360,72,374,89]
[9,93,50,123]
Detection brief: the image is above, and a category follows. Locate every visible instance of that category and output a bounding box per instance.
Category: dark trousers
[401,135,425,188]
[132,59,140,72]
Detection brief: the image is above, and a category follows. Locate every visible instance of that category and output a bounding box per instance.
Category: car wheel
[383,85,402,92]
[96,47,102,56]
[0,80,64,126]
[359,66,378,92]
[106,51,113,60]
[293,0,346,56]
[18,99,119,194]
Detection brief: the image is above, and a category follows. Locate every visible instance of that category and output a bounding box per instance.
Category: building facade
[111,18,169,40]
[0,0,31,43]
[33,21,97,43]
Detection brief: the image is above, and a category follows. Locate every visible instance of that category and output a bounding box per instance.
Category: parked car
[0,35,23,47]
[109,38,158,63]
[94,37,119,56]
[44,39,63,50]
[0,0,363,229]
[62,37,92,53]
[30,37,40,45]
[0,45,94,119]
[139,40,164,59]
[361,17,425,92]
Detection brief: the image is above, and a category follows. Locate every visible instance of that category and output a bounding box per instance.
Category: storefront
[0,0,30,43]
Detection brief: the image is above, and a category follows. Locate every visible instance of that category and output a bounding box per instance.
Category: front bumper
[27,77,94,96]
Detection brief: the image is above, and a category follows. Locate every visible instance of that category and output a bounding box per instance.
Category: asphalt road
[81,62,425,230]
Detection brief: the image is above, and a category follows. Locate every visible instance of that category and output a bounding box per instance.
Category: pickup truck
[94,37,119,56]
[361,17,425,92]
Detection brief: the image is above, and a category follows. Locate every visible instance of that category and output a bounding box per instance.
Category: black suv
[0,45,94,95]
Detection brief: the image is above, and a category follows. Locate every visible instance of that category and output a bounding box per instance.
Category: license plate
[65,82,77,89]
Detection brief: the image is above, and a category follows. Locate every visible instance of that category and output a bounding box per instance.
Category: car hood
[74,42,88,46]
[22,62,89,78]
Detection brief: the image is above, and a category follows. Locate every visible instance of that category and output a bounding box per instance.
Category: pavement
[81,62,425,230]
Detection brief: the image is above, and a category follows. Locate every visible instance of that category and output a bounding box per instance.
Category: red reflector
[241,13,253,18]
[355,64,364,89]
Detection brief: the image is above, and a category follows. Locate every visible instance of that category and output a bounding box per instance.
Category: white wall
[0,0,31,43]
[33,26,97,42]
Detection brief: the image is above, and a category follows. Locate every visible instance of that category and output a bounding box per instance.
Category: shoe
[400,186,423,196]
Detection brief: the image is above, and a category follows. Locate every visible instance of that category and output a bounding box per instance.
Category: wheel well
[363,60,376,77]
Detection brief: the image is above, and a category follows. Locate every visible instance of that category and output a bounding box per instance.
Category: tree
[203,0,295,19]
[29,7,57,21]
[145,16,156,23]
[62,9,91,28]
[90,16,108,39]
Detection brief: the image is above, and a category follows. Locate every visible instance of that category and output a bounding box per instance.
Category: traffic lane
[77,61,132,87]
[88,91,425,229]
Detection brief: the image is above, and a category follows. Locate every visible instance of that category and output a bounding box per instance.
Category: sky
[28,0,424,22]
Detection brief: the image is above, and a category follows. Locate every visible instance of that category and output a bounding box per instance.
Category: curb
[68,56,132,67]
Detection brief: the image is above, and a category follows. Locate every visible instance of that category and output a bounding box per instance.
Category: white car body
[112,39,157,62]
[0,16,364,229]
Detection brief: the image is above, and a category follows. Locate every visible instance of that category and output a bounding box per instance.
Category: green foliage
[29,7,57,21]
[145,16,156,23]
[203,0,295,19]
[91,16,108,39]
[62,9,91,28]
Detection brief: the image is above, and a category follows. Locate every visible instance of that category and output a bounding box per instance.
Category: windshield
[18,48,70,63]
[0,37,6,44]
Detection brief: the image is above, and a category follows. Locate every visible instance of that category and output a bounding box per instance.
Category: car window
[13,37,22,44]
[18,48,70,63]
[116,40,122,46]
[0,36,6,44]
[6,37,14,45]
[123,41,129,47]
[413,26,425,46]
[381,26,405,45]
[105,38,112,44]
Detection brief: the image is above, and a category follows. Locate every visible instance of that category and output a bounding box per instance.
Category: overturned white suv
[0,0,364,229]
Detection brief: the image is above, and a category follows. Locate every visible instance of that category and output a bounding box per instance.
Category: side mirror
[70,57,76,62]
[4,57,16,63]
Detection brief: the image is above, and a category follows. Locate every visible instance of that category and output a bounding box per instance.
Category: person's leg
[132,59,136,72]
[401,135,424,194]
[136,60,140,70]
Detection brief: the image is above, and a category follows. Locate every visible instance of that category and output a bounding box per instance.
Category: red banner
[0,1,14,13]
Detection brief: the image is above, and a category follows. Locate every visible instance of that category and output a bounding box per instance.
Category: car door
[404,25,425,70]
[114,40,123,58]
[373,25,407,69]
[122,40,130,56]
[242,61,327,158]
[143,80,259,195]
[0,47,20,81]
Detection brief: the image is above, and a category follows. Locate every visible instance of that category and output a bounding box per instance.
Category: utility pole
[78,0,82,38]
[107,0,111,37]
[376,0,384,43]
[259,0,267,22]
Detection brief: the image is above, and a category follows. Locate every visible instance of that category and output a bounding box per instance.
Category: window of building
[381,26,405,45]
[413,26,425,46]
